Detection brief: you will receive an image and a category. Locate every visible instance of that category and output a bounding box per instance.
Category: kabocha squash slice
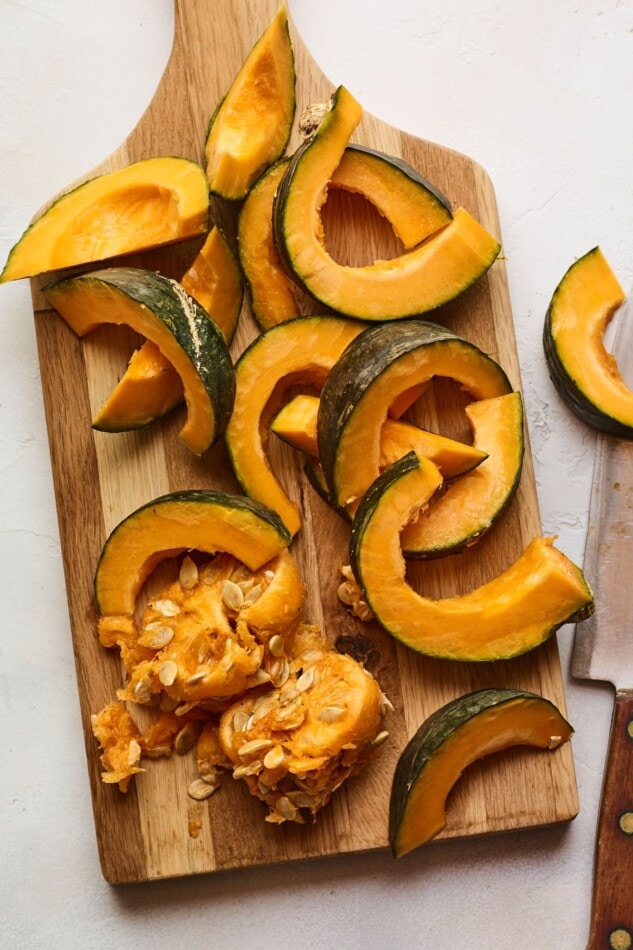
[271,393,488,479]
[401,392,524,557]
[95,489,292,619]
[44,268,235,455]
[272,86,500,320]
[238,144,452,330]
[0,157,209,283]
[204,5,295,200]
[225,315,366,536]
[92,227,243,432]
[349,452,594,661]
[317,320,513,514]
[238,159,300,329]
[543,247,632,438]
[389,689,574,857]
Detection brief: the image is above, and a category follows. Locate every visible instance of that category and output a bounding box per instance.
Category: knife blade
[572,292,633,949]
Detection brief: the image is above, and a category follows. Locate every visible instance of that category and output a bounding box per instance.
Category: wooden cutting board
[28,0,578,884]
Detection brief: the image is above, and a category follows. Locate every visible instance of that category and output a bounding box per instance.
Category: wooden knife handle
[588,688,633,949]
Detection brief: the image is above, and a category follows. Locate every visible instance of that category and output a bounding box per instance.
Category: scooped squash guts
[349,453,594,661]
[91,490,392,812]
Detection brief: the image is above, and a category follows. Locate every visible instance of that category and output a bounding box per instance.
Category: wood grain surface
[29,0,578,883]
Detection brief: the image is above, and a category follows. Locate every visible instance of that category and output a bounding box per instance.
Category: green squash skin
[334,143,453,232]
[45,268,236,453]
[349,451,420,583]
[94,489,292,616]
[401,391,525,560]
[272,86,346,283]
[543,303,633,440]
[389,688,574,857]
[317,321,513,511]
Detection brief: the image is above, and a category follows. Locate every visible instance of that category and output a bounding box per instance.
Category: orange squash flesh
[0,157,209,283]
[544,246,631,434]
[92,342,183,432]
[270,392,488,479]
[391,690,574,856]
[350,454,594,661]
[401,392,524,556]
[329,145,452,250]
[92,227,243,432]
[237,159,300,329]
[205,5,295,200]
[226,316,366,536]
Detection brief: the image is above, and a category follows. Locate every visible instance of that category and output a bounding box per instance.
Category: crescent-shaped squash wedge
[349,452,594,661]
[44,268,235,455]
[95,489,292,618]
[0,157,209,283]
[401,392,524,557]
[205,5,295,200]
[225,315,366,536]
[271,393,487,480]
[543,246,632,437]
[238,143,452,330]
[272,86,500,320]
[91,227,243,432]
[389,688,574,856]
[318,320,513,514]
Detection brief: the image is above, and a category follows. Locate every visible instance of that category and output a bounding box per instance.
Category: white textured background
[1,2,632,948]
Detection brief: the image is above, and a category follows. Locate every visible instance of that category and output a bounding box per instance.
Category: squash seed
[179,556,198,590]
[296,666,316,692]
[232,709,250,732]
[264,569,275,582]
[268,634,285,657]
[158,660,179,687]
[186,670,207,686]
[153,599,181,617]
[238,738,274,758]
[138,624,174,650]
[188,778,218,801]
[243,583,263,605]
[221,579,244,610]
[174,723,196,755]
[317,705,346,723]
[275,795,298,821]
[270,657,290,687]
[133,677,153,705]
[263,746,285,770]
[371,730,390,748]
[286,790,313,809]
[128,739,142,767]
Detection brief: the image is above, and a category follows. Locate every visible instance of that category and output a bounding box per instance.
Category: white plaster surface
[0,2,631,948]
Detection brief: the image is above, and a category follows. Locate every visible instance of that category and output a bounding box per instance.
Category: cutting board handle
[588,688,633,949]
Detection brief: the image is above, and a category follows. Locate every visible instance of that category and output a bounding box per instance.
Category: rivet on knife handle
[588,688,633,950]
